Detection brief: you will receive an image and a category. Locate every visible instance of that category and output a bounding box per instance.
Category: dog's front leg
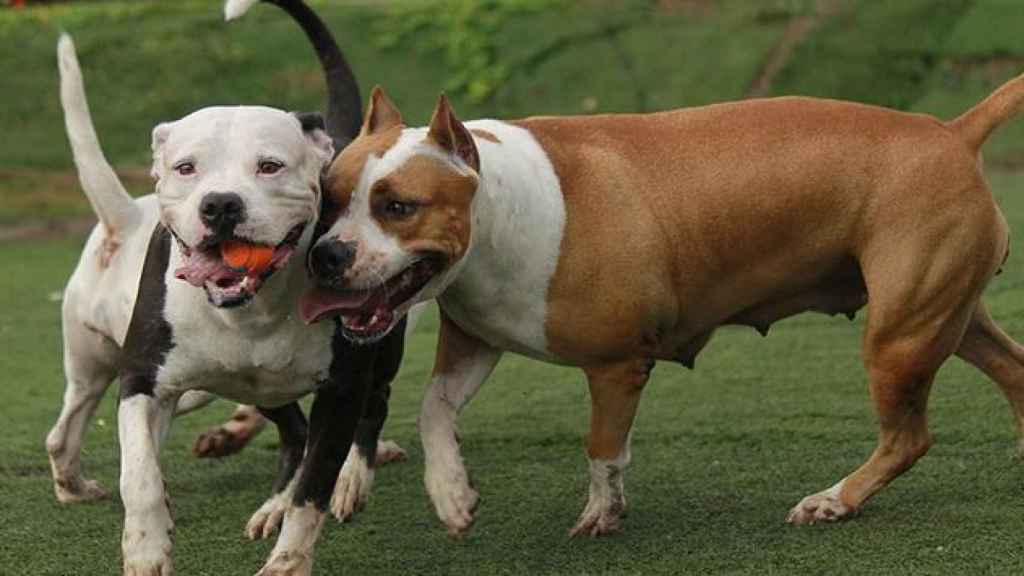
[569,359,654,537]
[257,331,391,576]
[246,403,308,539]
[420,312,502,535]
[118,224,178,575]
[119,391,177,576]
[332,317,408,522]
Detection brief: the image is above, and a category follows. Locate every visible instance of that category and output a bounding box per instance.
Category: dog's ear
[150,121,174,181]
[360,86,402,137]
[293,112,335,170]
[427,93,479,174]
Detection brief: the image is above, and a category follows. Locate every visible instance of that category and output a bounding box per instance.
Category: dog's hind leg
[955,303,1024,456]
[46,315,118,504]
[569,358,653,537]
[787,212,1000,524]
[192,403,268,458]
[247,403,308,540]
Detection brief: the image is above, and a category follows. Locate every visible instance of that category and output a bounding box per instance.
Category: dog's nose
[310,240,357,279]
[199,192,246,231]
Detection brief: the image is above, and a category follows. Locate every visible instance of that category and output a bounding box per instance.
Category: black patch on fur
[353,316,407,468]
[294,111,325,134]
[119,225,174,398]
[259,403,309,494]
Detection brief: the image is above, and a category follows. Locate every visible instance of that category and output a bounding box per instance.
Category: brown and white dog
[299,78,1024,536]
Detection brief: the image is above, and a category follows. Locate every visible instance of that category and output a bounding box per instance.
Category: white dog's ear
[294,112,334,170]
[150,121,174,180]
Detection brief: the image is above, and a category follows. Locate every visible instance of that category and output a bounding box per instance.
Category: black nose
[199,192,246,232]
[310,240,357,279]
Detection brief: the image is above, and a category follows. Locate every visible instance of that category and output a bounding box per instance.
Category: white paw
[786,487,853,525]
[247,493,289,540]
[122,522,174,576]
[424,458,478,535]
[569,492,625,537]
[331,449,374,522]
[375,439,407,465]
[54,475,108,504]
[254,551,311,576]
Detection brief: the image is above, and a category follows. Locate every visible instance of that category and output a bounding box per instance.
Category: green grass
[4,175,1024,574]
[6,0,1024,573]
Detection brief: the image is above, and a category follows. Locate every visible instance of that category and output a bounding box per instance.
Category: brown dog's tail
[949,72,1024,152]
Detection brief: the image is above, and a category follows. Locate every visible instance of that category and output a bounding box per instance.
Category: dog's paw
[331,450,375,523]
[786,489,854,525]
[569,494,624,537]
[122,524,174,576]
[192,426,251,458]
[53,475,108,504]
[123,557,174,576]
[424,459,478,536]
[375,439,407,465]
[247,494,289,540]
[254,551,311,576]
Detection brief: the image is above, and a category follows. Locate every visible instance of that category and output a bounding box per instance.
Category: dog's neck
[436,120,565,356]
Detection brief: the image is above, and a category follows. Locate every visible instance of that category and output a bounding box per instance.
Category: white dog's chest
[155,281,336,406]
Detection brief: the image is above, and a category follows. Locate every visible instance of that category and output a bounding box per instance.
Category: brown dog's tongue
[298,286,376,325]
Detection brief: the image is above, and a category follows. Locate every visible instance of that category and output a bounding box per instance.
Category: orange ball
[221,240,275,274]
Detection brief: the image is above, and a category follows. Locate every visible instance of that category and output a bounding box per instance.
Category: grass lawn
[5,0,1024,574]
[3,181,1024,574]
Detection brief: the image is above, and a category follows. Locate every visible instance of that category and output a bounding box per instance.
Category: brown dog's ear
[427,93,479,174]
[360,86,403,136]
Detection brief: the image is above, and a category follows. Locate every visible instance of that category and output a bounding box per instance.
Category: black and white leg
[331,318,407,522]
[117,225,178,575]
[257,325,405,576]
[247,403,308,540]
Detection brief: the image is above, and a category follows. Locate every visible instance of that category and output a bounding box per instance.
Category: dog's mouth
[172,223,306,308]
[298,255,442,339]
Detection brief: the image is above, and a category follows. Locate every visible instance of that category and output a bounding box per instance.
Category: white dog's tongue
[174,251,243,288]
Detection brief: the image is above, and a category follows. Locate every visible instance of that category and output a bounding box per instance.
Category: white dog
[48,35,414,575]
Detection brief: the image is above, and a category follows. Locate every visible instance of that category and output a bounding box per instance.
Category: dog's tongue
[298,286,381,325]
[174,250,243,288]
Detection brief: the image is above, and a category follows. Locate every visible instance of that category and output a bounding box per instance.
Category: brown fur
[373,155,476,263]
[332,76,1024,532]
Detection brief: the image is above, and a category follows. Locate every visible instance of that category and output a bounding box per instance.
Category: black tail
[264,0,362,150]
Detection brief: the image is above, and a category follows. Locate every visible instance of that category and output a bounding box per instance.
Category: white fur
[58,34,140,234]
[326,121,566,359]
[152,106,329,250]
[257,502,325,576]
[438,120,566,360]
[570,437,631,536]
[50,35,345,576]
[331,445,373,521]
[119,394,176,575]
[420,344,502,532]
[248,477,297,540]
[786,478,851,524]
[224,0,260,21]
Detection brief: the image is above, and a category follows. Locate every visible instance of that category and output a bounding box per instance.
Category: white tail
[224,0,260,21]
[58,34,140,234]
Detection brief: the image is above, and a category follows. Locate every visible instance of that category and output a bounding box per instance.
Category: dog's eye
[173,162,196,176]
[384,200,418,218]
[257,160,284,175]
